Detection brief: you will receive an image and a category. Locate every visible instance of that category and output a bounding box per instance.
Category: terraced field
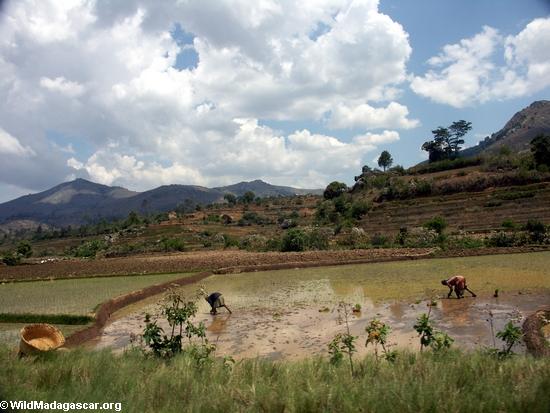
[361,183,550,234]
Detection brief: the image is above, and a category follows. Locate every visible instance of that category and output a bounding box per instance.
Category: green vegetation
[531,134,550,168]
[422,120,472,162]
[1,346,548,412]
[0,273,191,316]
[411,156,482,174]
[423,216,447,235]
[377,150,393,171]
[323,181,348,200]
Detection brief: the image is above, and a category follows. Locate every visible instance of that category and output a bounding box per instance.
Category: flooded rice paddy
[93,252,550,359]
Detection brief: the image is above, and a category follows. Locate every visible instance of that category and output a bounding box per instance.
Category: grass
[0,272,192,316]
[1,346,548,412]
[172,252,550,310]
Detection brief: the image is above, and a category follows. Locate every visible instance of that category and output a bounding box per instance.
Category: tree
[223,193,237,205]
[125,211,140,227]
[239,191,255,204]
[448,120,472,158]
[16,241,33,258]
[531,135,550,167]
[421,140,446,163]
[422,121,472,162]
[323,181,348,200]
[377,151,393,171]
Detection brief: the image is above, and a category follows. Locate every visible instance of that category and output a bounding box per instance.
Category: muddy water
[92,288,549,359]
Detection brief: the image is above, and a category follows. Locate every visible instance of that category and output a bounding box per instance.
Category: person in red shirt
[441,275,477,299]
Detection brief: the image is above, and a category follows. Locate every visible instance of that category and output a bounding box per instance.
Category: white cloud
[67,118,392,190]
[329,101,419,129]
[0,0,414,193]
[352,130,400,145]
[40,77,85,97]
[0,128,35,157]
[411,18,550,107]
[410,26,501,107]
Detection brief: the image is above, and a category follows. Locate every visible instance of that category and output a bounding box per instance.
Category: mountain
[0,179,321,228]
[215,179,322,197]
[461,100,550,158]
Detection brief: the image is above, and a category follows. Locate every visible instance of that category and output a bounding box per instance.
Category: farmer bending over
[205,292,232,315]
[441,275,477,299]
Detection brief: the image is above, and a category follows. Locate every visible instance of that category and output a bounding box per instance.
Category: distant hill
[0,178,321,228]
[461,100,550,158]
[215,179,321,197]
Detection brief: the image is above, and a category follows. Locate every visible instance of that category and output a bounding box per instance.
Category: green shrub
[411,156,482,174]
[73,240,107,258]
[1,251,20,266]
[323,181,348,200]
[370,233,389,247]
[350,201,369,219]
[494,190,535,201]
[239,234,269,251]
[424,216,447,234]
[160,237,185,252]
[486,232,517,247]
[306,229,329,250]
[281,229,307,252]
[501,219,516,229]
[16,240,33,258]
[524,219,546,243]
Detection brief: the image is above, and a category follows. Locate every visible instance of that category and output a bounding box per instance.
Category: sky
[0,0,549,203]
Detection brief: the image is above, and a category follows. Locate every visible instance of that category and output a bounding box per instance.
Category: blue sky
[0,0,549,202]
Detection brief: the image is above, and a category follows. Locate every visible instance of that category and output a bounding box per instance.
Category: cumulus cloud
[411,18,550,107]
[40,77,86,97]
[68,119,392,190]
[0,0,416,194]
[329,102,419,129]
[0,128,35,157]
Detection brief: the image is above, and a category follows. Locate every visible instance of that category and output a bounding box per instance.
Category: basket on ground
[19,324,65,355]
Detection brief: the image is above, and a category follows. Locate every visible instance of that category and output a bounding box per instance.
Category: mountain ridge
[0,178,322,228]
[460,100,550,157]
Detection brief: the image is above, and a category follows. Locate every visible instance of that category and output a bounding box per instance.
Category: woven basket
[19,324,65,355]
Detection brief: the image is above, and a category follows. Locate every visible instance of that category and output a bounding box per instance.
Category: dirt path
[2,246,547,282]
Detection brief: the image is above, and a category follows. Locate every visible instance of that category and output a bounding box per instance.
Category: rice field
[175,251,550,309]
[0,272,191,316]
[97,252,550,358]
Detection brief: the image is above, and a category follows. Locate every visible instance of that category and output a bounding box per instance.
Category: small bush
[16,241,33,258]
[350,200,369,219]
[404,227,439,248]
[306,229,330,250]
[486,231,517,247]
[524,219,546,243]
[370,233,389,247]
[73,239,107,258]
[160,237,185,252]
[1,251,20,266]
[494,190,536,201]
[281,229,307,252]
[424,216,447,234]
[239,234,269,251]
[501,219,516,229]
